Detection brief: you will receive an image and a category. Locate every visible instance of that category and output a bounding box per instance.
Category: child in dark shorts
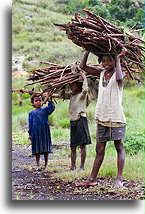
[62,71,91,171]
[76,50,127,187]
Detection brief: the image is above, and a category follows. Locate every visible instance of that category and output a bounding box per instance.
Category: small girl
[28,94,55,170]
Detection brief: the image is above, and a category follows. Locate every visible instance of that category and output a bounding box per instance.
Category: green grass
[123,86,144,133]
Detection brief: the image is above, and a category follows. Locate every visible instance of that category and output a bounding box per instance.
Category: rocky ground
[12,144,144,201]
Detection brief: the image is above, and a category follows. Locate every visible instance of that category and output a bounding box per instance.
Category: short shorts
[96,124,126,142]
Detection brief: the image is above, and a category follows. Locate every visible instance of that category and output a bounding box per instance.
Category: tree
[108,5,126,22]
[93,5,111,19]
[134,8,144,22]
[125,5,138,19]
[88,0,102,6]
[121,0,132,9]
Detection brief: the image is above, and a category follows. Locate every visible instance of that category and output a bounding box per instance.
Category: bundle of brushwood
[54,9,144,81]
[22,61,100,96]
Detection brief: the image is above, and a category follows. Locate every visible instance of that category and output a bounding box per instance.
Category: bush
[61,0,89,14]
[108,5,126,22]
[90,5,111,20]
[124,133,144,155]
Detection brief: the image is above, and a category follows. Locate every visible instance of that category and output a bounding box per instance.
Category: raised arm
[116,49,126,84]
[79,71,88,97]
[45,100,55,115]
[79,51,102,77]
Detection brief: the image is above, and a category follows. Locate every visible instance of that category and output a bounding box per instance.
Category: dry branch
[12,89,62,98]
[54,9,144,75]
[15,61,100,98]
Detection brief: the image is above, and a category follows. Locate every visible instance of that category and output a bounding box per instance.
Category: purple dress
[28,101,55,155]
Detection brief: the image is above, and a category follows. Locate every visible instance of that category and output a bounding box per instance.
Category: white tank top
[95,70,126,124]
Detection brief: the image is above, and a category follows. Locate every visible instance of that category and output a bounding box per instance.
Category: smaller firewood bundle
[24,61,100,95]
[54,9,144,80]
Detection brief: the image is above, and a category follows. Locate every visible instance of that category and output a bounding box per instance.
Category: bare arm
[80,71,88,96]
[116,49,127,85]
[79,51,102,77]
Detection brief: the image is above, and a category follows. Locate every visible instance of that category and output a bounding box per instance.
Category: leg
[36,154,40,167]
[114,140,125,188]
[44,152,49,168]
[80,144,86,170]
[76,141,106,186]
[70,146,77,170]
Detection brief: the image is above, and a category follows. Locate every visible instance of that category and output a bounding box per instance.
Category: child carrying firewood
[61,71,92,171]
[28,94,55,170]
[76,49,126,188]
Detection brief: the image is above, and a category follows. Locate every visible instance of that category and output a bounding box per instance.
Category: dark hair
[31,94,44,104]
[70,81,83,92]
[98,54,116,64]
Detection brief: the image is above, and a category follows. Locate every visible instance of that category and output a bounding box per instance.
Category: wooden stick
[12,89,62,98]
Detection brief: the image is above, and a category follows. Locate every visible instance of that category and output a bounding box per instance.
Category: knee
[96,146,105,156]
[80,144,86,152]
[71,146,76,153]
[114,140,124,152]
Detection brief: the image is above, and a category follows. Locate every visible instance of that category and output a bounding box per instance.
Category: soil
[12,144,144,201]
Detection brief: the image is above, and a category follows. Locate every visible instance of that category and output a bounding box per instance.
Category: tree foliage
[57,0,143,29]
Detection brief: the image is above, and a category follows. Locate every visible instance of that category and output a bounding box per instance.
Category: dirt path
[12,144,144,200]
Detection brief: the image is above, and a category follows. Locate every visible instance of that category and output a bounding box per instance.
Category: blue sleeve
[28,112,33,135]
[44,101,55,115]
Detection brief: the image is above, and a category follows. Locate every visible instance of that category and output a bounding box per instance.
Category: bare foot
[114,177,123,188]
[75,179,97,187]
[70,166,76,171]
[77,167,84,172]
[44,165,50,169]
[35,166,42,171]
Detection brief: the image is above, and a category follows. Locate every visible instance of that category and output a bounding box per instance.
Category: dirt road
[12,144,144,200]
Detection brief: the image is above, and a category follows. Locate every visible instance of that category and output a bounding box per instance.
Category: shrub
[22,61,31,69]
[124,133,145,155]
[13,24,23,34]
[25,54,35,61]
[42,2,48,9]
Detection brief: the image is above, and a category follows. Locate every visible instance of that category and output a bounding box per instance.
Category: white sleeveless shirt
[95,70,126,124]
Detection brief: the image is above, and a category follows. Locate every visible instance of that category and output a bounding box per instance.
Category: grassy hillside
[12,0,98,71]
[12,0,143,70]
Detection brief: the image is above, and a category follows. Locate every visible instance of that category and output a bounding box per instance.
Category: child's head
[31,94,44,108]
[98,54,115,71]
[70,81,83,94]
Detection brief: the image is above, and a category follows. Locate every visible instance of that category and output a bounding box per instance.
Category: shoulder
[29,110,34,114]
[28,110,35,118]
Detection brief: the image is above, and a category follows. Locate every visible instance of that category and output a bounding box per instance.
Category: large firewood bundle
[20,61,100,96]
[54,9,144,80]
[12,10,144,98]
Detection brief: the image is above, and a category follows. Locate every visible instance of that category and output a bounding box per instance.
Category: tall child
[62,71,92,171]
[77,50,126,188]
[28,94,55,170]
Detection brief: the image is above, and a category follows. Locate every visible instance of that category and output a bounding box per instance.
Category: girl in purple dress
[28,94,55,170]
